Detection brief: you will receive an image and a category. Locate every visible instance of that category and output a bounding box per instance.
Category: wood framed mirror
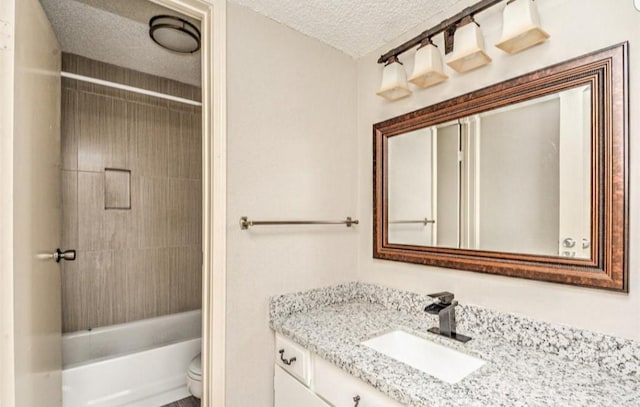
[373,43,628,291]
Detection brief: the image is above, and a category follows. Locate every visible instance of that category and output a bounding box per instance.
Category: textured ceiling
[40,0,201,86]
[230,0,480,57]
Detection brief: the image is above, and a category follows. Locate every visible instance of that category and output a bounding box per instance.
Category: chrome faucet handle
[428,291,455,305]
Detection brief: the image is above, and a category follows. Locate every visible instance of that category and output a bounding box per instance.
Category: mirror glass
[387,85,592,259]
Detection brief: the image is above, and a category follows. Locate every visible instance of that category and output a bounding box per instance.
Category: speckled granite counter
[269,283,640,407]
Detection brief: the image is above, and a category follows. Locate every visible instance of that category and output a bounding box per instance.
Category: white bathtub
[62,310,202,407]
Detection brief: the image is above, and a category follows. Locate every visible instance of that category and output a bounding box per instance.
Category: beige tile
[73,54,127,99]
[77,172,104,251]
[129,102,170,177]
[168,111,202,179]
[105,169,131,209]
[138,176,169,248]
[78,171,137,251]
[126,69,166,96]
[155,248,173,317]
[61,56,205,331]
[63,250,116,331]
[167,178,202,247]
[191,111,202,179]
[77,93,130,172]
[82,251,115,329]
[125,248,170,321]
[103,174,139,250]
[61,258,81,333]
[61,171,78,249]
[61,89,77,170]
[164,78,194,100]
[61,77,77,90]
[61,53,77,76]
[104,203,139,251]
[110,250,131,324]
[168,246,202,313]
[73,54,124,83]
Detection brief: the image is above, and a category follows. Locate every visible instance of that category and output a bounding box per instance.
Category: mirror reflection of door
[558,87,592,259]
[387,128,435,246]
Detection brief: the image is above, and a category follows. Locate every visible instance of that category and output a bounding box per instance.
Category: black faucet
[424,291,472,343]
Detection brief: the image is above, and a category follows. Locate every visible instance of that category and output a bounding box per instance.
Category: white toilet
[187,354,202,399]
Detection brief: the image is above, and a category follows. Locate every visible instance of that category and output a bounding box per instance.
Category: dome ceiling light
[149,15,201,54]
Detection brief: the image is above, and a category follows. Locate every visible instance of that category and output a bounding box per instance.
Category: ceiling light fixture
[149,15,201,54]
[376,0,550,101]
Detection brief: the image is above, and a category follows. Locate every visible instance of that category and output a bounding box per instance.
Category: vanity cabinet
[274,334,404,407]
[275,365,329,407]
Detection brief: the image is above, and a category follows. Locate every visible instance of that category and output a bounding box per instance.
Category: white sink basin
[362,330,485,384]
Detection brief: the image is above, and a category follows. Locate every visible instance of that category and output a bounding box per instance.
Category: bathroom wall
[357,0,640,340]
[226,3,359,406]
[61,54,202,333]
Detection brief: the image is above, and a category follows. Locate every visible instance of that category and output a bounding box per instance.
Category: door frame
[1,0,17,405]
[148,1,227,405]
[0,0,228,405]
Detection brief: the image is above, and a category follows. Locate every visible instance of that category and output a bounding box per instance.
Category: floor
[161,396,201,407]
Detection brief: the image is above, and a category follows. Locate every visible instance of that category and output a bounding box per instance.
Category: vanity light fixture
[495,0,549,54]
[408,39,448,88]
[375,0,552,101]
[376,56,412,101]
[149,15,201,54]
[446,17,492,73]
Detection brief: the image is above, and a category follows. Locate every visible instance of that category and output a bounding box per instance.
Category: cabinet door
[314,357,405,407]
[274,365,329,407]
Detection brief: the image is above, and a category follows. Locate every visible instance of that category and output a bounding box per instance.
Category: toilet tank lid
[189,354,202,375]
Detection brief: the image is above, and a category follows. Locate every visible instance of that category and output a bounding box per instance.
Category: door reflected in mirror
[387,86,592,259]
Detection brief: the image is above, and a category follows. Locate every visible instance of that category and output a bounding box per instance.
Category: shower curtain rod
[61,72,203,107]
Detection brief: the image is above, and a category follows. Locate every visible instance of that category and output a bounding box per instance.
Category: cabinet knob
[353,395,361,407]
[278,349,297,366]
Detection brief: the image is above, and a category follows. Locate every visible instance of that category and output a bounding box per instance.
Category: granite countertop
[269,283,640,407]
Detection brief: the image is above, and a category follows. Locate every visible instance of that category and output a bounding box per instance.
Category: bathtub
[62,310,202,407]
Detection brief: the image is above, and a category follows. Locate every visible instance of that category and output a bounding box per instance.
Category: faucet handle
[428,291,455,305]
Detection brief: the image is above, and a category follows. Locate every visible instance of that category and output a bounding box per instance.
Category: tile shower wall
[60,54,202,333]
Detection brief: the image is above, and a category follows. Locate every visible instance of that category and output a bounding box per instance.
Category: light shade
[408,41,448,88]
[376,57,412,101]
[446,21,491,73]
[495,0,549,54]
[149,15,201,54]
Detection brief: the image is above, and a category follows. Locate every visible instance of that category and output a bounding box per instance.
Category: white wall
[357,0,640,340]
[226,3,358,406]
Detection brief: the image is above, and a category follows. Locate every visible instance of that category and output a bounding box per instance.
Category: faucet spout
[438,300,458,337]
[425,292,472,343]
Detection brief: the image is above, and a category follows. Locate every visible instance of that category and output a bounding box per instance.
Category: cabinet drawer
[275,365,329,407]
[275,334,310,385]
[313,357,404,407]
